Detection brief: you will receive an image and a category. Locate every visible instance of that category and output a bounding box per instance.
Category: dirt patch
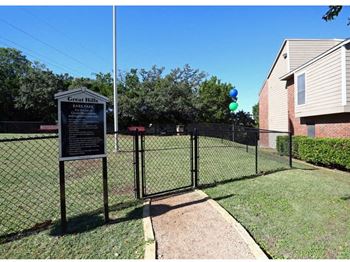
[109,185,134,195]
[65,159,101,180]
[150,190,256,259]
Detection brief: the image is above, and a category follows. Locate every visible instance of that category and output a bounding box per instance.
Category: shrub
[277,135,350,170]
[276,135,289,156]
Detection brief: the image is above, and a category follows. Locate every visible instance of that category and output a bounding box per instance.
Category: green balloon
[229,102,238,111]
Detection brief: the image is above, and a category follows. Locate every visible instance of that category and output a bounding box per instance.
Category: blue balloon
[229,88,238,98]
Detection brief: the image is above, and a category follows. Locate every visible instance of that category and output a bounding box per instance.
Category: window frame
[307,124,315,138]
[295,71,307,106]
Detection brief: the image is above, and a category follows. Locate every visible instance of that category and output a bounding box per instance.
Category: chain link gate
[132,131,197,198]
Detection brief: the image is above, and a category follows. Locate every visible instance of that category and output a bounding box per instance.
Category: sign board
[55,87,109,161]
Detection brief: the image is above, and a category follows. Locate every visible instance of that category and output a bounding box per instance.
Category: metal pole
[289,132,293,168]
[190,132,194,187]
[232,123,235,141]
[255,131,258,175]
[140,134,145,198]
[59,161,67,234]
[194,128,199,188]
[246,132,248,153]
[113,6,119,151]
[102,157,109,223]
[134,131,140,199]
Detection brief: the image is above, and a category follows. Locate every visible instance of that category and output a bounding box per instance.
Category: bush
[277,135,350,170]
[276,135,289,156]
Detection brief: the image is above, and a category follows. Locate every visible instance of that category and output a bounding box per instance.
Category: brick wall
[288,78,350,138]
[259,81,269,147]
[301,114,350,138]
[287,79,307,136]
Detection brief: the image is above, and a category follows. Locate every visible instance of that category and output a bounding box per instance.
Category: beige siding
[289,40,341,70]
[346,43,350,103]
[268,43,289,147]
[295,48,343,117]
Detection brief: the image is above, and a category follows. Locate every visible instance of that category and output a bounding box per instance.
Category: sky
[0,6,350,113]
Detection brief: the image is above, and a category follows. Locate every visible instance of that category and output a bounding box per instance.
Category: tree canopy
[0,47,256,128]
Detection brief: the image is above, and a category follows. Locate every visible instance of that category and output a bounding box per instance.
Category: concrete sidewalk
[150,190,267,259]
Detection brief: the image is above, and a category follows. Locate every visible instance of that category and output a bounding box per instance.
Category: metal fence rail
[0,124,292,240]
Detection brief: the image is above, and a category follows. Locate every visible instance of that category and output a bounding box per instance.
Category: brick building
[259,38,350,148]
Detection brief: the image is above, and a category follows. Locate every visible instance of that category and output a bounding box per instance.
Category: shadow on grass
[50,199,143,236]
[0,220,52,245]
[0,199,142,244]
[199,166,316,190]
[340,195,350,201]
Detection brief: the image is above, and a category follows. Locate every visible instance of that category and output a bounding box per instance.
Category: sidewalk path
[150,190,264,259]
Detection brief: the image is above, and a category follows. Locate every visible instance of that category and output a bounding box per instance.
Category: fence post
[246,132,249,153]
[231,124,235,141]
[194,128,199,187]
[59,160,67,234]
[190,132,194,188]
[102,157,109,223]
[255,131,258,175]
[221,129,223,144]
[133,131,141,199]
[289,132,293,168]
[140,134,145,198]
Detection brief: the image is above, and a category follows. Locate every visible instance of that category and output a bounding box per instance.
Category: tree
[231,110,256,128]
[196,76,232,123]
[117,65,206,127]
[252,103,259,127]
[0,48,31,120]
[322,6,350,25]
[15,62,69,122]
[69,72,113,99]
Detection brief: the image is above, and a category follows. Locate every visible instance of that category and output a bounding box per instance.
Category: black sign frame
[57,90,107,161]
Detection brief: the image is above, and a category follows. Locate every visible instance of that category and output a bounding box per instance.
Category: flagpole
[113,5,119,151]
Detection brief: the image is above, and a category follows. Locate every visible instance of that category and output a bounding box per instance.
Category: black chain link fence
[0,132,135,241]
[0,123,292,241]
[193,124,292,187]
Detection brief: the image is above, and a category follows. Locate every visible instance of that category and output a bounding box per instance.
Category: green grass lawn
[204,166,350,259]
[0,201,145,258]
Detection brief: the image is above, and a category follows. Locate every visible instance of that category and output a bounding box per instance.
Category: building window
[297,73,305,105]
[307,124,315,138]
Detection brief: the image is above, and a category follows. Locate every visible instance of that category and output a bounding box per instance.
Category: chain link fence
[0,123,292,240]
[197,130,257,186]
[0,132,135,241]
[194,125,292,187]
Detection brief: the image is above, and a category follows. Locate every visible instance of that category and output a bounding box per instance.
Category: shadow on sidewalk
[150,191,235,218]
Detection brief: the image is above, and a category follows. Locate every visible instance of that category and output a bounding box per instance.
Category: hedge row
[277,135,350,170]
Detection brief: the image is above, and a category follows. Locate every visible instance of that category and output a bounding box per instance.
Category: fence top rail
[0,121,54,123]
[189,124,291,135]
[234,126,291,134]
[0,135,59,143]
